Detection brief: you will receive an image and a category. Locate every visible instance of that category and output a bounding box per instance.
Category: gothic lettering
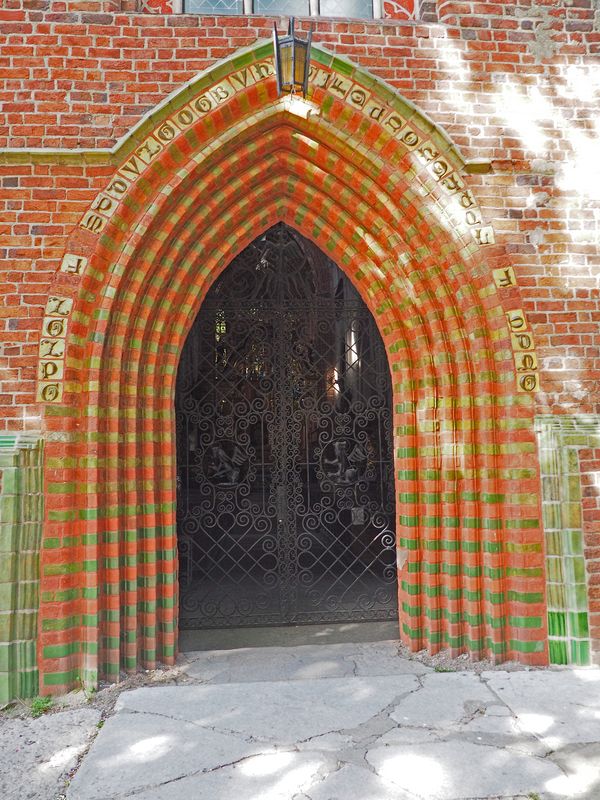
[252,61,275,80]
[176,106,197,128]
[430,159,449,180]
[308,67,329,88]
[194,94,214,114]
[440,172,464,194]
[506,309,527,332]
[511,332,534,351]
[46,296,73,316]
[79,211,107,234]
[119,154,144,180]
[37,382,63,403]
[465,209,482,226]
[39,338,65,359]
[518,373,539,393]
[348,86,368,108]
[60,253,88,275]
[401,129,420,149]
[210,82,233,103]
[39,360,64,380]
[136,137,163,165]
[91,194,117,218]
[364,101,387,122]
[472,226,495,245]
[383,114,405,135]
[417,143,438,164]
[493,266,516,289]
[329,76,352,98]
[43,317,67,338]
[515,352,538,372]
[105,177,129,199]
[156,121,178,142]
[230,68,256,90]
[458,190,476,209]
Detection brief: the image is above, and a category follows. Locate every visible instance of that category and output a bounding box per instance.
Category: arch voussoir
[37,44,547,695]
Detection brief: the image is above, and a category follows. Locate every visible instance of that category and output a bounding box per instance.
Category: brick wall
[2,3,599,421]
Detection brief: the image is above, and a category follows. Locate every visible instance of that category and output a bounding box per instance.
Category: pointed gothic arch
[38,43,547,693]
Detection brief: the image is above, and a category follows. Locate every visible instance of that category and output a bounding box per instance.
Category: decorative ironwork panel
[319,0,373,18]
[254,0,310,15]
[176,224,397,628]
[183,0,244,14]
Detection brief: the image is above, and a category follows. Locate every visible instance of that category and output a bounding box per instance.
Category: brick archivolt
[37,43,546,693]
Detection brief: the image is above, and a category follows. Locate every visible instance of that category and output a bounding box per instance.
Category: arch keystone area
[37,42,547,694]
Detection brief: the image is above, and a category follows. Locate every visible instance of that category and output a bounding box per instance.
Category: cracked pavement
[9,640,600,800]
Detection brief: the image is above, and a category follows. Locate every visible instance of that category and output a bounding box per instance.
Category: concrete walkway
[62,641,600,800]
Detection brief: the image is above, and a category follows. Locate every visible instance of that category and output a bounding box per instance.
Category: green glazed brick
[510,615,542,630]
[568,612,589,638]
[43,669,80,687]
[19,669,39,699]
[565,530,583,555]
[0,672,11,707]
[0,496,20,525]
[546,582,566,609]
[510,639,545,654]
[544,531,562,556]
[0,525,17,553]
[564,557,586,584]
[547,611,566,637]
[565,583,588,611]
[542,503,561,531]
[549,639,568,665]
[44,642,81,658]
[570,640,591,666]
[560,502,582,529]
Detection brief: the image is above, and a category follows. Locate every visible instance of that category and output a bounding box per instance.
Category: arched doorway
[35,45,548,694]
[175,223,398,629]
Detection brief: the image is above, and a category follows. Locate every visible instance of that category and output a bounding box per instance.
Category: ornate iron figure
[175,223,397,628]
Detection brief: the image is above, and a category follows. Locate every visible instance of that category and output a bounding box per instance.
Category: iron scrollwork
[175,223,398,629]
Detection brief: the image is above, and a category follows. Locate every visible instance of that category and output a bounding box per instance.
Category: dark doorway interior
[175,223,398,629]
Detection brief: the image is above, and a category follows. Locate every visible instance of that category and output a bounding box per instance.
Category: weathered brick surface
[1,4,598,416]
[1,1,599,691]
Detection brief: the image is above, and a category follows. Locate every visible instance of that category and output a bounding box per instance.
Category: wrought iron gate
[175,224,397,628]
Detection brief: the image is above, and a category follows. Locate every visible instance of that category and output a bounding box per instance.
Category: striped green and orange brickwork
[32,47,549,695]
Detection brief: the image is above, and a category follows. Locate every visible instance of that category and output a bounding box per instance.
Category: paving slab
[115,673,418,742]
[305,763,414,800]
[182,641,432,683]
[114,751,329,800]
[366,740,563,799]
[483,669,600,746]
[58,644,600,800]
[0,707,100,800]
[391,671,497,729]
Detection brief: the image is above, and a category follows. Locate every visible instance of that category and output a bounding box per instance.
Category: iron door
[175,224,397,628]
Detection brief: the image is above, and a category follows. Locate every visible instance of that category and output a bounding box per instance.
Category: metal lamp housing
[273,17,313,98]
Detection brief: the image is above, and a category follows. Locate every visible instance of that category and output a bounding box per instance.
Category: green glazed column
[0,433,44,705]
[535,416,595,666]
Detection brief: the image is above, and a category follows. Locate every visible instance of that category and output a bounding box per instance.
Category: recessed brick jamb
[36,46,547,693]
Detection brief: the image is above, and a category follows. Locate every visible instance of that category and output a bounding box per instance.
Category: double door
[175,224,397,628]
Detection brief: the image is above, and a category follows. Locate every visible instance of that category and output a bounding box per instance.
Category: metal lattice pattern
[183,0,243,13]
[254,0,310,14]
[176,224,397,628]
[319,0,373,17]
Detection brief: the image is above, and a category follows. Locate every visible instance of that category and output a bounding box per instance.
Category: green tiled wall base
[535,416,594,666]
[0,434,43,705]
